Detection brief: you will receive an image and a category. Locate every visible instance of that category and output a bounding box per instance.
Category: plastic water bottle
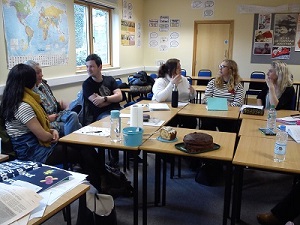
[267,105,277,132]
[274,125,288,162]
[110,110,121,142]
[171,84,178,108]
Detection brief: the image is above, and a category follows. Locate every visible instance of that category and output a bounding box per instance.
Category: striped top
[5,102,36,137]
[203,79,244,107]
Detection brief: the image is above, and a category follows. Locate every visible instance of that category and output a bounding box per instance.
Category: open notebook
[285,125,300,143]
[206,97,228,111]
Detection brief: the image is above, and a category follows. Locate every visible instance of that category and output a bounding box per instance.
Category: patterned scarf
[23,87,51,147]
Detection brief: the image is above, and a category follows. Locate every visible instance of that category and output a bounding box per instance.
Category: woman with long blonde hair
[257,61,295,110]
[203,59,244,107]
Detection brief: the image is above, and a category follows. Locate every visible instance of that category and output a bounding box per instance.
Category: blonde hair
[272,61,293,96]
[215,59,241,91]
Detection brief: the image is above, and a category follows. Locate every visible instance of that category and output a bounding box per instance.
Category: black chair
[244,71,265,104]
[197,69,212,85]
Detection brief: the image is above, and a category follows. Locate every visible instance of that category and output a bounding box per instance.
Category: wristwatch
[104,96,108,102]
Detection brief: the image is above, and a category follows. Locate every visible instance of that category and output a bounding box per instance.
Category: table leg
[223,162,233,225]
[162,154,167,206]
[133,152,138,225]
[76,193,87,225]
[154,154,161,206]
[231,165,244,225]
[143,151,148,225]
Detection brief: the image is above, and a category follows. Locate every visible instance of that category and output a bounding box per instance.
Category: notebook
[206,97,228,111]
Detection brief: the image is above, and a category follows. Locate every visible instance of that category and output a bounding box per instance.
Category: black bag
[129,71,155,87]
[195,162,223,186]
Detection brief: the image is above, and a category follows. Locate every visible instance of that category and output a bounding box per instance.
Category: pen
[291,114,300,118]
[84,130,102,133]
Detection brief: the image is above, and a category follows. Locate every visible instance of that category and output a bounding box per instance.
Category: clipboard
[206,97,228,111]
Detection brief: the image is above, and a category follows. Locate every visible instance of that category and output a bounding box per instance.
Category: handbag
[86,192,117,225]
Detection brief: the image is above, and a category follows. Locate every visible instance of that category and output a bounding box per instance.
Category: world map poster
[2,0,69,68]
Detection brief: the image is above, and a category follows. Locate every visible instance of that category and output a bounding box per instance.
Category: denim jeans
[11,132,56,163]
[57,110,82,136]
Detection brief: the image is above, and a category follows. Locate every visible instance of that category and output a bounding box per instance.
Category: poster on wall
[2,0,69,68]
[271,46,291,59]
[295,14,300,51]
[149,32,159,48]
[273,13,297,46]
[203,0,215,18]
[258,14,271,29]
[253,43,272,55]
[121,20,135,46]
[170,19,180,28]
[254,30,273,42]
[169,32,180,48]
[136,22,142,47]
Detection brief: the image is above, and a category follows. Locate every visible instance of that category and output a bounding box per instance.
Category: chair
[128,74,134,83]
[197,69,212,85]
[181,69,187,76]
[115,77,123,86]
[244,71,265,104]
[150,73,158,80]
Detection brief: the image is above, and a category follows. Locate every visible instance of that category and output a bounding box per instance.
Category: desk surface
[239,109,299,120]
[192,85,206,92]
[233,136,300,174]
[28,183,90,225]
[0,154,9,162]
[178,103,240,119]
[139,127,236,161]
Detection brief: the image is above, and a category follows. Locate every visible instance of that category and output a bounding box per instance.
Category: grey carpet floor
[43,152,299,225]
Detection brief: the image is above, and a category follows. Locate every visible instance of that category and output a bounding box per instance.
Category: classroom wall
[142,0,300,79]
[0,0,299,102]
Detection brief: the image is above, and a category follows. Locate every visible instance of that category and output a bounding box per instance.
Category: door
[192,20,234,77]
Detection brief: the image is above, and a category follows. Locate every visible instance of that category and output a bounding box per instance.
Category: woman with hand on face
[152,58,196,103]
[257,61,295,110]
[203,59,244,107]
[152,58,196,128]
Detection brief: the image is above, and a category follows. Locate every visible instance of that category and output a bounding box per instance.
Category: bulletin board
[251,13,300,65]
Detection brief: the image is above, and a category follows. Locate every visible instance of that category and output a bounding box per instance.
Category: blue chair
[181,69,187,76]
[115,78,122,86]
[244,71,265,104]
[150,73,158,79]
[197,69,212,85]
[186,76,193,85]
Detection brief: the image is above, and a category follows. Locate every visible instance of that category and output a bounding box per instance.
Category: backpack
[129,71,155,87]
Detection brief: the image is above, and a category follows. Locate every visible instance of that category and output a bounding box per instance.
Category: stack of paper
[240,104,264,111]
[276,116,300,125]
[285,125,300,143]
[148,103,170,111]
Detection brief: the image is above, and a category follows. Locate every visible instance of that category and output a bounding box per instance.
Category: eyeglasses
[219,65,228,69]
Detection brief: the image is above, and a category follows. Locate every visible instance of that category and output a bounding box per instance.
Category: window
[74,1,111,69]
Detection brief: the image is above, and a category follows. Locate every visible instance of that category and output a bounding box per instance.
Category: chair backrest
[186,76,193,85]
[149,73,158,80]
[128,74,134,83]
[181,69,187,76]
[249,71,265,90]
[115,78,122,87]
[198,69,212,77]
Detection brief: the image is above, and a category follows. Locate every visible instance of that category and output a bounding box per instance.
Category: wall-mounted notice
[123,0,133,20]
[271,46,291,59]
[149,19,158,28]
[121,20,135,46]
[191,0,204,9]
[169,32,180,48]
[203,0,214,18]
[274,13,297,46]
[159,16,170,32]
[136,22,142,47]
[149,32,159,48]
[170,19,180,28]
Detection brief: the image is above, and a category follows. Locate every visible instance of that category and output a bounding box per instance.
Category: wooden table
[28,183,89,225]
[139,127,237,225]
[231,136,300,225]
[239,109,299,120]
[0,154,9,162]
[178,103,240,120]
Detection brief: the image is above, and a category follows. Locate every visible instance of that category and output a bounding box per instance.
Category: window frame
[74,1,112,71]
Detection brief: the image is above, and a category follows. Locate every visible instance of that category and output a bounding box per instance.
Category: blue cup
[123,127,144,147]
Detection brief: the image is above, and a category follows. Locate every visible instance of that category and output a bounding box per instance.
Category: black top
[82,76,121,119]
[257,84,295,110]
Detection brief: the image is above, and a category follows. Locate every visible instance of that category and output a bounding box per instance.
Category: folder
[206,97,228,111]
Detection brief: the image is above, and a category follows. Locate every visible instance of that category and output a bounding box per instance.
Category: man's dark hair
[86,54,102,67]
